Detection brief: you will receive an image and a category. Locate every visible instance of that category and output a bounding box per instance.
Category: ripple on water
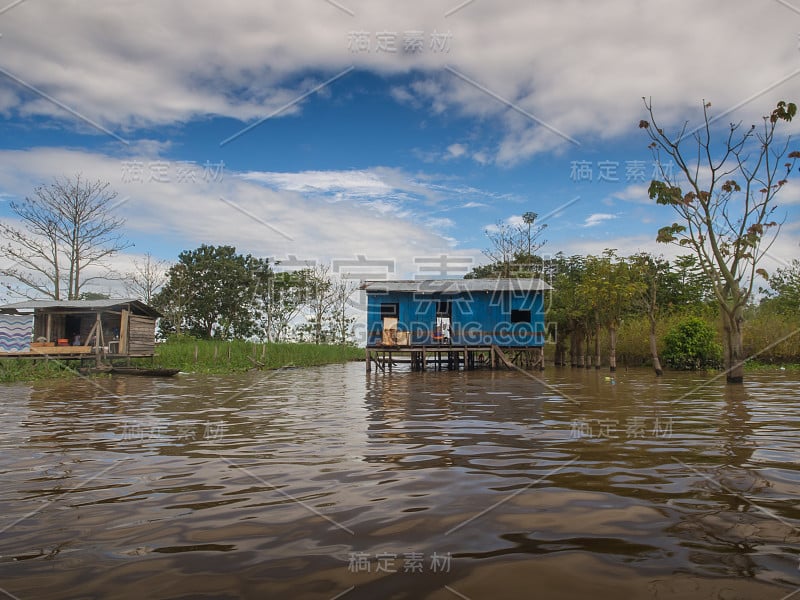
[0,364,798,598]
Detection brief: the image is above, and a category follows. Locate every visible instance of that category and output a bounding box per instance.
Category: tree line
[1,100,797,380]
[152,244,357,344]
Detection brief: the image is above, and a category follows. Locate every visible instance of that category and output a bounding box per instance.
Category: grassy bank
[0,339,363,382]
[142,338,363,374]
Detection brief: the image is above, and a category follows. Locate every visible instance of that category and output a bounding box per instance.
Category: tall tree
[124,252,169,304]
[253,267,311,342]
[153,262,190,337]
[629,253,672,376]
[304,264,337,344]
[470,212,547,279]
[482,219,518,278]
[328,276,358,345]
[0,175,130,299]
[154,245,256,339]
[641,99,799,383]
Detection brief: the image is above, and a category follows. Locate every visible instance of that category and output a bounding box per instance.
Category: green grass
[138,338,364,374]
[0,338,363,382]
[0,358,78,383]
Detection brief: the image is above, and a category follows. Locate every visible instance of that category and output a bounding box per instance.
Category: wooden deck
[0,346,92,358]
[365,344,544,372]
[0,347,153,361]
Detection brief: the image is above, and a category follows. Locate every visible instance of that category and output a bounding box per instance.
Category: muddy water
[0,364,798,599]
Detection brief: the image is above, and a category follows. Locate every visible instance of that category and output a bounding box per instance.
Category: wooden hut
[361,278,551,372]
[0,299,161,360]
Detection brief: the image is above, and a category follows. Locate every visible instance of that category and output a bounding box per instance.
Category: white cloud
[583,213,617,228]
[241,169,394,197]
[446,143,467,159]
[0,1,797,162]
[609,184,652,205]
[425,217,455,229]
[0,148,458,283]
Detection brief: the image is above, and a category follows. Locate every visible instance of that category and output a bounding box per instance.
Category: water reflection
[0,364,797,599]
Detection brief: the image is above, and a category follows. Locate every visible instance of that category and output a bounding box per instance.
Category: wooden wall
[127,314,156,356]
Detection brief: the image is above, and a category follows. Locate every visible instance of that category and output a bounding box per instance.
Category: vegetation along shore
[0,338,363,383]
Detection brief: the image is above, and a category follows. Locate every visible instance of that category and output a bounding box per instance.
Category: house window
[436,300,451,317]
[380,303,399,318]
[511,309,531,323]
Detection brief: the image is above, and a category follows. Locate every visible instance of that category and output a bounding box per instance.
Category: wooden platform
[0,348,154,361]
[365,344,544,372]
[0,346,93,358]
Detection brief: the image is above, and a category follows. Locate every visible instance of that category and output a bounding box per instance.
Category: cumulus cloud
[0,1,796,162]
[0,148,460,279]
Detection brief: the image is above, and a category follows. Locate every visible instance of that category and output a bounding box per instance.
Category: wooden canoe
[110,367,180,377]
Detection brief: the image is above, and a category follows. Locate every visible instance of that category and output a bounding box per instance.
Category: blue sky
[1,0,799,296]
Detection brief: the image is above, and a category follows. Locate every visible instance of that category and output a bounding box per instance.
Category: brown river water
[0,363,798,599]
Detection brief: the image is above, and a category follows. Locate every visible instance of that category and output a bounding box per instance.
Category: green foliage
[642,98,799,380]
[662,316,722,370]
[154,244,261,339]
[79,292,111,300]
[760,259,800,316]
[0,359,76,382]
[742,310,800,363]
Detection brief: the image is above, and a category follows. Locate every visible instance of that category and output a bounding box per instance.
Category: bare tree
[124,252,168,304]
[483,220,517,278]
[641,99,799,383]
[254,268,310,342]
[305,264,337,344]
[329,276,358,345]
[482,213,547,278]
[0,175,130,299]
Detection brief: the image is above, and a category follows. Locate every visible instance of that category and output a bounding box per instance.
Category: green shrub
[663,316,722,370]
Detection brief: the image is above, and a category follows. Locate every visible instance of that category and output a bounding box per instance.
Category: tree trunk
[585,333,592,369]
[555,337,565,366]
[648,315,663,376]
[594,325,601,369]
[609,322,617,372]
[575,332,584,368]
[723,307,745,383]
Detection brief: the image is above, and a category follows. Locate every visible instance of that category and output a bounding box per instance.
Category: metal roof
[0,299,162,318]
[360,278,552,293]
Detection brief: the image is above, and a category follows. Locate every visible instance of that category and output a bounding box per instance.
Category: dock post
[365,348,371,372]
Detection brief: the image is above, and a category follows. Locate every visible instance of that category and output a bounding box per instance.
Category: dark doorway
[65,315,82,345]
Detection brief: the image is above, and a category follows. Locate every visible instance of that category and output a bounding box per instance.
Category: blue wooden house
[361,278,551,371]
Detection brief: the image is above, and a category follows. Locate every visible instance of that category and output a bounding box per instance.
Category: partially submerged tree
[641,99,799,383]
[629,253,671,376]
[0,175,130,299]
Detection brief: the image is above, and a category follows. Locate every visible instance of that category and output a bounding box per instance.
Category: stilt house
[361,278,552,371]
[0,299,161,358]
